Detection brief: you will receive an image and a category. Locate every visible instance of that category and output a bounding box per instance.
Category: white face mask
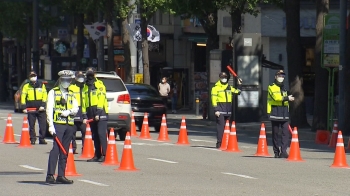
[276,77,284,83]
[76,78,84,83]
[30,76,37,82]
[220,78,228,83]
[162,80,165,83]
[60,82,70,89]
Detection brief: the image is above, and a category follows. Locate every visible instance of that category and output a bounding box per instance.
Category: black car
[125,83,167,132]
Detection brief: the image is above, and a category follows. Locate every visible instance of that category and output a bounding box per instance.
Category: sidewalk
[166,110,318,141]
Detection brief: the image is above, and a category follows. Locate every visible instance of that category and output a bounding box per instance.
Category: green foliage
[138,0,168,22]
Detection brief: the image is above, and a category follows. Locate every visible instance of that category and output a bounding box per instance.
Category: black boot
[30,140,36,145]
[97,156,105,162]
[216,142,221,149]
[87,156,100,162]
[39,139,47,145]
[279,153,289,158]
[45,175,56,184]
[56,176,73,184]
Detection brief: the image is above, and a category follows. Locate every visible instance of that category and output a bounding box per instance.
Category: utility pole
[98,10,104,71]
[32,0,39,73]
[129,0,137,82]
[338,0,347,132]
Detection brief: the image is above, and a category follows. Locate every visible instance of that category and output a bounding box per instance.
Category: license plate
[134,112,147,117]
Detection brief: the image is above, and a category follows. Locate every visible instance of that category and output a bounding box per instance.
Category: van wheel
[118,129,127,141]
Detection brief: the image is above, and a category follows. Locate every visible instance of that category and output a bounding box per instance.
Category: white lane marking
[221,172,257,179]
[194,147,220,151]
[78,179,109,187]
[191,139,215,143]
[14,134,21,137]
[148,158,178,164]
[19,165,44,171]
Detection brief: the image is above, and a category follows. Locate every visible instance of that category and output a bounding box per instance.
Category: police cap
[58,70,74,78]
[275,70,286,76]
[219,72,228,78]
[75,71,84,78]
[86,67,96,75]
[29,71,37,77]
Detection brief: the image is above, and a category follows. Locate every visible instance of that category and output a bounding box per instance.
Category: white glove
[95,115,100,121]
[39,107,45,111]
[48,126,56,135]
[237,78,243,85]
[23,109,27,113]
[60,110,71,117]
[288,95,295,101]
[215,111,220,117]
[83,119,87,124]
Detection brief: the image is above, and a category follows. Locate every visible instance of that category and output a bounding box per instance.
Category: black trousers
[161,96,168,108]
[216,114,231,143]
[271,121,290,155]
[27,111,47,141]
[90,120,107,157]
[72,121,86,151]
[47,124,74,177]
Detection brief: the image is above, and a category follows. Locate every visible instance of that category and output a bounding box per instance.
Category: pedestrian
[83,67,109,162]
[211,72,242,148]
[267,70,295,158]
[171,82,178,113]
[69,71,87,154]
[45,70,79,184]
[20,71,47,145]
[158,77,170,109]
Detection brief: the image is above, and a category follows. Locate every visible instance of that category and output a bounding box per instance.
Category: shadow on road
[0,171,43,175]
[17,181,53,186]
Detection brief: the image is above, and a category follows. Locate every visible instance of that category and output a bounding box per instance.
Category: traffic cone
[176,117,190,145]
[2,114,17,144]
[219,120,230,150]
[224,121,241,152]
[254,123,271,157]
[157,114,170,142]
[287,127,304,162]
[328,121,338,148]
[17,116,32,148]
[79,123,95,159]
[330,131,349,168]
[65,143,82,176]
[116,132,138,171]
[139,113,151,139]
[130,112,138,137]
[102,128,120,166]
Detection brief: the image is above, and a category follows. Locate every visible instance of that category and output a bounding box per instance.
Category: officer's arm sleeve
[42,84,47,107]
[21,84,27,107]
[96,85,106,116]
[46,90,55,127]
[211,87,218,111]
[69,95,79,116]
[231,86,241,95]
[268,86,284,101]
[81,91,87,119]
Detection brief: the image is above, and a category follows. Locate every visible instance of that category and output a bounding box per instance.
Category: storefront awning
[179,34,208,43]
[262,59,284,70]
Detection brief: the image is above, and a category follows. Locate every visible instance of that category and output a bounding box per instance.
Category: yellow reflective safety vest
[267,83,289,121]
[83,79,108,120]
[21,82,47,109]
[69,83,86,121]
[211,80,241,115]
[53,87,75,125]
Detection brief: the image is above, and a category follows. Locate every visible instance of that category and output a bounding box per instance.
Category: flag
[84,22,107,41]
[128,24,160,42]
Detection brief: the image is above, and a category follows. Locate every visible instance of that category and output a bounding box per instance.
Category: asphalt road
[0,107,349,196]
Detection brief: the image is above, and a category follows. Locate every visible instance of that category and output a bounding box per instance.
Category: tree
[284,0,309,128]
[312,0,329,132]
[139,0,168,84]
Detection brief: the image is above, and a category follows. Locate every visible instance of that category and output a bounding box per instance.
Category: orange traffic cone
[17,117,32,148]
[328,121,338,148]
[176,117,190,145]
[330,131,349,168]
[287,127,304,162]
[157,114,170,142]
[219,120,230,150]
[2,114,17,144]
[79,123,94,159]
[130,112,138,137]
[139,113,151,139]
[65,143,82,176]
[254,123,271,157]
[116,132,138,171]
[224,121,241,152]
[102,128,120,166]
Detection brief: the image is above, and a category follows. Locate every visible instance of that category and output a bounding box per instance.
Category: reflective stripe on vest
[53,88,74,125]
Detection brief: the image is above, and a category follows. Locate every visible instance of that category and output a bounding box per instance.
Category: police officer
[69,71,87,154]
[45,70,78,184]
[83,67,108,162]
[211,72,242,148]
[267,70,295,158]
[21,71,47,145]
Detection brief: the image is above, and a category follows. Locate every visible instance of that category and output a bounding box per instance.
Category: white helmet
[58,70,74,89]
